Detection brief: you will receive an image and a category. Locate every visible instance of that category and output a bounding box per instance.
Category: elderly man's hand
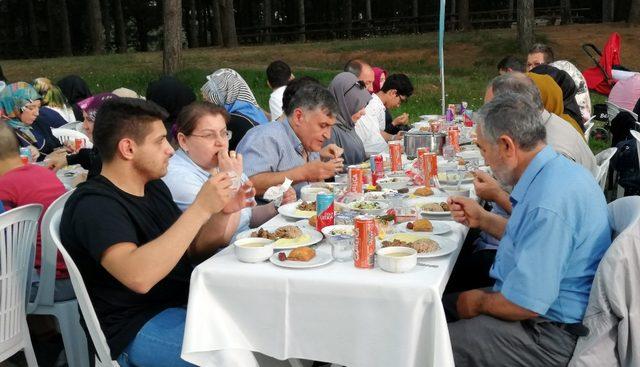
[473,170,503,202]
[320,144,344,160]
[305,159,343,181]
[457,289,486,319]
[281,188,297,205]
[447,195,487,228]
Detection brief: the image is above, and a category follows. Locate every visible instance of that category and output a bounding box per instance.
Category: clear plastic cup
[330,235,353,262]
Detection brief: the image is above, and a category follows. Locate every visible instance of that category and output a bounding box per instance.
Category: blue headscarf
[201,68,269,125]
[0,82,42,144]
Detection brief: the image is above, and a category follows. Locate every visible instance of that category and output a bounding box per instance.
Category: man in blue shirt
[445,93,611,366]
[237,83,345,197]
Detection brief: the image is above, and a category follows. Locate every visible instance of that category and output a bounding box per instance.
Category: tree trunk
[46,0,57,50]
[27,0,39,48]
[629,0,640,24]
[457,0,472,31]
[263,0,272,43]
[113,0,127,53]
[345,0,352,38]
[87,0,106,54]
[509,0,515,21]
[135,15,149,51]
[211,0,223,46]
[101,0,113,47]
[603,0,614,22]
[50,0,72,56]
[186,0,199,47]
[220,0,238,47]
[560,0,572,24]
[298,0,305,42]
[163,0,182,74]
[365,0,372,29]
[412,0,419,33]
[517,0,534,53]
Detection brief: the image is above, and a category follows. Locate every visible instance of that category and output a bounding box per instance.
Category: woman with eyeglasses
[0,82,66,160]
[163,102,296,240]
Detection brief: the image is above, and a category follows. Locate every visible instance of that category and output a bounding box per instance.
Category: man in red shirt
[0,122,71,301]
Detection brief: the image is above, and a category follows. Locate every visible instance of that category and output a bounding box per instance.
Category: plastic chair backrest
[630,130,640,178]
[608,196,640,239]
[49,210,117,366]
[584,118,595,142]
[27,190,74,312]
[595,147,618,190]
[52,128,93,149]
[0,204,43,349]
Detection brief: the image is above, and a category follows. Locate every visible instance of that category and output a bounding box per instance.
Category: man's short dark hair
[282,76,321,116]
[380,74,414,97]
[497,56,525,73]
[287,83,338,118]
[344,59,366,77]
[93,98,169,162]
[266,60,292,89]
[528,43,555,63]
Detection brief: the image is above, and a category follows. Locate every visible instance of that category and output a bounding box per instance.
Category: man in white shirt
[365,73,413,140]
[267,60,293,121]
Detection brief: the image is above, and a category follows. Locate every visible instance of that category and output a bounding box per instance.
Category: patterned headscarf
[77,92,118,122]
[201,68,268,124]
[33,77,69,108]
[0,82,41,143]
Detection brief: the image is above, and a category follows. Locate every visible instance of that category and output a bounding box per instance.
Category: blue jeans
[117,307,195,367]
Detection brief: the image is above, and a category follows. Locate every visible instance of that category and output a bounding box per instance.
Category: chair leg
[22,327,39,367]
[55,304,90,367]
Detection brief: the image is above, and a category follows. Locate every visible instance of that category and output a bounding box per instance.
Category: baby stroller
[582,32,631,97]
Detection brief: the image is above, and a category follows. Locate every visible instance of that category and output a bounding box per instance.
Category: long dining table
[181,182,477,367]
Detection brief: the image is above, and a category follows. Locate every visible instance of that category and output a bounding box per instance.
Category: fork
[417,262,439,268]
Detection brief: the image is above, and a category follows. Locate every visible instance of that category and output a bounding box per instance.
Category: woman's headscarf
[0,82,41,143]
[527,72,583,136]
[146,75,196,132]
[33,77,70,109]
[57,75,92,105]
[372,67,387,94]
[328,72,372,126]
[530,64,582,128]
[201,68,268,125]
[77,93,118,122]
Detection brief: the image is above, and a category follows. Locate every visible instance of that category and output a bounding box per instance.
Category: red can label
[389,142,402,172]
[427,153,438,178]
[348,166,363,193]
[316,193,335,231]
[75,138,85,151]
[20,155,29,165]
[354,215,376,269]
[448,130,460,152]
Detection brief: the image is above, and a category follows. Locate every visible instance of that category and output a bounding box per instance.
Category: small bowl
[377,177,412,190]
[321,224,355,238]
[300,186,331,202]
[233,238,274,263]
[440,185,471,197]
[376,247,418,273]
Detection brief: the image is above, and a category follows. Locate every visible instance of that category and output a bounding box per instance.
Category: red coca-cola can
[354,215,376,269]
[348,165,363,193]
[389,142,402,172]
[448,129,460,152]
[20,155,29,165]
[75,138,85,151]
[426,152,438,178]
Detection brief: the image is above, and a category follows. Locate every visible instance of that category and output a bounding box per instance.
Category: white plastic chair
[52,128,93,149]
[595,147,618,191]
[27,190,89,367]
[49,209,119,366]
[0,204,43,366]
[607,101,639,123]
[583,116,595,142]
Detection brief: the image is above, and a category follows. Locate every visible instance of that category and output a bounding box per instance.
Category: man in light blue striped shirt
[237,83,345,197]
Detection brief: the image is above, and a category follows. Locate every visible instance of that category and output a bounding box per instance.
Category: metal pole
[439,0,446,115]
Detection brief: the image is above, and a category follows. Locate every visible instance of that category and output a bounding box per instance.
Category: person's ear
[176,132,189,152]
[292,108,304,126]
[497,135,516,160]
[117,138,136,161]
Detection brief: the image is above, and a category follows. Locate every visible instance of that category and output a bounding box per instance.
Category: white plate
[278,201,316,219]
[419,114,440,121]
[237,226,323,250]
[269,250,333,269]
[321,224,354,237]
[456,150,483,160]
[295,219,316,231]
[395,221,452,235]
[379,233,457,258]
[437,172,474,185]
[347,200,388,213]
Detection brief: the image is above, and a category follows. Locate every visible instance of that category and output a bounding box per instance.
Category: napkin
[263,178,293,207]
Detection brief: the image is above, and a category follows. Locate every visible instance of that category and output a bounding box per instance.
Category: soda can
[389,142,402,172]
[354,215,376,269]
[19,147,32,162]
[448,129,460,152]
[20,155,29,165]
[370,154,384,186]
[426,152,438,178]
[348,165,363,193]
[316,193,335,231]
[75,138,85,151]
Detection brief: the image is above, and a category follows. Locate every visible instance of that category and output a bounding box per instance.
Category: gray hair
[528,43,554,63]
[491,72,544,111]
[478,92,546,151]
[287,83,339,118]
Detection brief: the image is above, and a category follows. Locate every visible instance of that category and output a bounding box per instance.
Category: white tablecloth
[182,211,471,367]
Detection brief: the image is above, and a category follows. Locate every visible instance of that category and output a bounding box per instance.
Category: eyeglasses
[189,130,232,141]
[398,95,408,104]
[343,80,366,96]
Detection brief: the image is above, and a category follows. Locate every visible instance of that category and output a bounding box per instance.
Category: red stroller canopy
[582,32,622,96]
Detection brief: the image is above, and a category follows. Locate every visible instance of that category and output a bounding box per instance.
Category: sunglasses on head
[344,80,366,96]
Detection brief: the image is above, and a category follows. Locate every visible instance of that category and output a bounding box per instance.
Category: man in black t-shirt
[60,98,255,366]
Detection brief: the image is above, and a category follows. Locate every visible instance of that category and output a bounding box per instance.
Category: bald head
[485,72,544,111]
[344,59,374,92]
[0,122,19,160]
